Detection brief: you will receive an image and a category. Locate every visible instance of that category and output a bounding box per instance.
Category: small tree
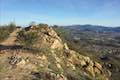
[38,23,48,27]
[17,30,38,48]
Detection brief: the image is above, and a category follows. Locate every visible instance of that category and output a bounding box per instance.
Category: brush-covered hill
[0,24,111,80]
[53,25,120,80]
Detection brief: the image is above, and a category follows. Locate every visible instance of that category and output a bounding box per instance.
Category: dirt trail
[0,29,20,46]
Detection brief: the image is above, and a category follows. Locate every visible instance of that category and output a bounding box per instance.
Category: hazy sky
[0,0,120,26]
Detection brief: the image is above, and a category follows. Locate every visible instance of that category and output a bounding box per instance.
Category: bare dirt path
[0,29,20,46]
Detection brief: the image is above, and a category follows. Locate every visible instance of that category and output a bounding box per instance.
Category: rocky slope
[0,25,111,80]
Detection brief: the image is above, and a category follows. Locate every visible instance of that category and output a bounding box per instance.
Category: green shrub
[0,23,16,42]
[17,30,38,48]
[0,27,9,42]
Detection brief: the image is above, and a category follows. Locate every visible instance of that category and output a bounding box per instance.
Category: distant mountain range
[62,24,120,32]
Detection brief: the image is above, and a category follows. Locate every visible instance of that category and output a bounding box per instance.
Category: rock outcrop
[26,25,64,50]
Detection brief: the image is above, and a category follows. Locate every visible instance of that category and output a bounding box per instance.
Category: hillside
[53,25,120,80]
[0,24,111,80]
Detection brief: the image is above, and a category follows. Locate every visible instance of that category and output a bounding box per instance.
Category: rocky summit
[0,24,111,80]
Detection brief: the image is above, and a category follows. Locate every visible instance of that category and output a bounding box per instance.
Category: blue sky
[0,0,120,26]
